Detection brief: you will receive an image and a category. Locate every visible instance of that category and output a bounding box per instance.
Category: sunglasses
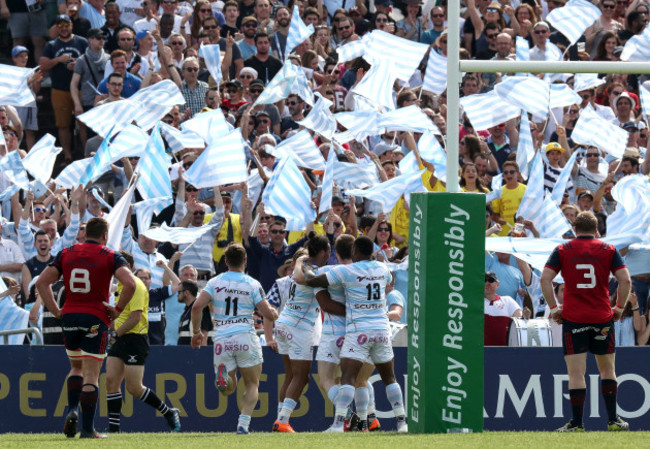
[338,25,351,30]
[240,74,253,79]
[440,39,447,44]
[250,88,263,94]
[119,37,134,41]
[162,119,174,124]
[79,226,86,231]
[171,41,184,45]
[3,131,17,137]
[431,13,444,18]
[261,215,272,220]
[186,186,198,192]
[640,133,648,139]
[586,153,600,158]
[244,22,257,27]
[270,229,285,234]
[486,33,498,39]
[258,118,270,124]
[486,7,500,12]
[184,67,199,72]
[602,3,616,8]
[568,109,579,114]
[34,207,47,213]
[200,8,212,12]
[287,101,299,105]
[128,156,140,161]
[333,222,342,228]
[183,161,194,169]
[57,22,71,28]
[377,227,390,232]
[376,18,388,22]
[534,29,548,34]
[193,210,205,215]
[485,278,497,283]
[611,90,623,96]
[203,25,218,29]
[503,170,516,175]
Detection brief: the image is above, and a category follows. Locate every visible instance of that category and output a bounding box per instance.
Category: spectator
[396,0,423,43]
[177,279,213,345]
[484,270,522,346]
[179,57,209,117]
[3,0,48,64]
[491,160,526,236]
[420,6,445,45]
[49,0,91,39]
[237,16,259,61]
[101,2,131,53]
[269,5,290,59]
[245,31,283,84]
[11,46,42,150]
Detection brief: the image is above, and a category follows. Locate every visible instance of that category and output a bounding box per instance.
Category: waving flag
[285,5,314,59]
[417,130,447,181]
[107,124,150,159]
[135,124,172,200]
[106,182,137,251]
[336,36,369,64]
[0,184,19,202]
[77,100,137,138]
[0,64,36,106]
[422,50,447,95]
[460,91,521,131]
[160,122,205,153]
[640,85,650,121]
[199,42,223,84]
[547,0,601,45]
[318,149,336,214]
[55,158,109,189]
[573,73,605,92]
[378,105,438,134]
[495,76,550,119]
[516,36,530,62]
[545,41,563,61]
[621,24,650,62]
[254,61,296,105]
[516,112,536,180]
[517,152,545,222]
[298,93,337,138]
[142,222,222,244]
[551,150,579,205]
[333,110,381,143]
[365,30,429,81]
[130,79,184,106]
[21,134,61,184]
[134,197,173,236]
[0,150,30,189]
[397,150,420,175]
[78,128,115,186]
[0,278,29,345]
[606,174,650,241]
[183,128,247,188]
[291,65,315,106]
[486,173,503,202]
[269,129,325,170]
[262,157,316,230]
[351,60,396,111]
[572,106,628,158]
[346,170,426,213]
[550,84,582,109]
[333,159,379,190]
[536,196,574,238]
[180,107,231,144]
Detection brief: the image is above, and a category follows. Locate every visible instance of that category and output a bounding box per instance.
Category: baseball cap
[87,28,105,40]
[220,190,232,198]
[578,190,594,200]
[11,46,29,58]
[621,121,638,131]
[372,141,397,156]
[485,271,498,282]
[331,195,345,205]
[545,142,565,153]
[249,79,265,89]
[612,46,624,57]
[226,79,244,90]
[56,14,72,23]
[254,110,271,118]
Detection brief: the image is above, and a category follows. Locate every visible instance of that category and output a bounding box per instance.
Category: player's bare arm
[612,267,632,322]
[191,290,212,348]
[35,266,63,319]
[315,290,345,316]
[540,266,562,324]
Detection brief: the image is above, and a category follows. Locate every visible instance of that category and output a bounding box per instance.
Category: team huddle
[35,217,406,437]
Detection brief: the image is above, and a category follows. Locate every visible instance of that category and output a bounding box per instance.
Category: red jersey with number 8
[545,236,625,324]
[51,241,129,325]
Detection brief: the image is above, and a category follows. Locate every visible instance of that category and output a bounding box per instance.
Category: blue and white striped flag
[417,130,447,181]
[534,196,573,238]
[106,182,137,251]
[318,148,336,214]
[516,112,536,180]
[516,36,530,62]
[333,110,381,143]
[547,0,601,45]
[107,124,150,160]
[0,150,29,189]
[0,278,29,345]
[365,30,429,81]
[184,128,247,188]
[231,168,269,214]
[486,173,503,202]
[298,93,337,139]
[495,76,550,119]
[78,127,115,186]
[336,35,369,64]
[134,196,173,237]
[253,61,296,105]
[333,159,379,190]
[551,150,579,205]
[262,156,316,230]
[573,73,605,92]
[285,5,314,59]
[621,23,650,62]
[640,85,650,121]
[133,103,174,131]
[55,158,109,189]
[21,134,61,185]
[270,129,325,170]
[0,184,19,202]
[135,124,172,200]
[291,65,315,106]
[606,174,650,239]
[572,106,628,158]
[422,50,447,95]
[180,107,231,144]
[545,41,563,61]
[460,91,521,131]
[346,169,426,213]
[378,105,438,133]
[397,150,420,175]
[351,60,396,111]
[77,100,136,138]
[517,151,545,222]
[159,122,205,153]
[129,80,185,131]
[550,83,582,109]
[142,222,222,244]
[0,64,36,106]
[199,42,223,84]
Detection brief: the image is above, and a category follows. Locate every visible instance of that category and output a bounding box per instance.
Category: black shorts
[108,333,150,365]
[62,313,109,360]
[562,318,615,356]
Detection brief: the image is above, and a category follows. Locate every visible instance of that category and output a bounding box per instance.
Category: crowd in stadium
[1,0,650,352]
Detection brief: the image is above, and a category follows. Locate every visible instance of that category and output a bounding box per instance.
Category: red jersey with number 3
[545,236,625,324]
[51,240,129,325]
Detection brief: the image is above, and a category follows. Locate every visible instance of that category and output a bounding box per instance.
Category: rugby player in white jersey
[300,236,408,433]
[191,243,278,434]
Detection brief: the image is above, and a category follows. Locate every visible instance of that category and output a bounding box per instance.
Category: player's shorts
[62,313,109,360]
[51,89,74,128]
[316,333,345,364]
[7,10,48,38]
[275,322,313,361]
[562,318,615,356]
[340,329,394,365]
[108,333,149,365]
[213,331,263,373]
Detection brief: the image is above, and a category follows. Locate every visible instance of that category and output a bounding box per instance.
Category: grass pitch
[2,432,649,449]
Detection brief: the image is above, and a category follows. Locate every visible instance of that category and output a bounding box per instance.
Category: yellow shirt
[114,277,149,335]
[492,183,526,236]
[287,222,326,244]
[420,164,446,192]
[204,212,242,262]
[461,186,487,193]
[390,197,410,249]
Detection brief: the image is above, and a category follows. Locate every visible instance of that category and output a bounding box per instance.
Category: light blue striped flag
[378,105,438,133]
[573,73,605,92]
[516,36,530,62]
[621,22,650,62]
[0,64,36,106]
[135,123,173,200]
[346,169,426,213]
[285,5,314,59]
[516,112,536,180]
[517,151,545,222]
[134,196,173,236]
[495,76,550,119]
[351,60,396,111]
[159,122,206,153]
[485,173,503,202]
[106,182,137,251]
[640,85,650,121]
[460,91,521,131]
[133,103,174,131]
[333,110,381,143]
[545,41,563,61]
[365,30,429,82]
[333,159,379,190]
[0,278,29,345]
[417,130,447,181]
[231,167,269,214]
[269,129,325,170]
[198,42,223,85]
[298,93,337,139]
[78,126,116,186]
[318,148,336,214]
[0,150,29,189]
[551,150,579,205]
[21,134,61,185]
[142,222,222,244]
[107,124,150,160]
[547,0,601,45]
[180,107,231,144]
[262,156,316,230]
[291,65,314,106]
[397,150,420,175]
[130,80,185,131]
[253,61,295,105]
[183,128,247,188]
[550,83,582,109]
[77,100,136,138]
[535,196,573,238]
[336,35,369,64]
[422,50,447,95]
[572,106,628,158]
[322,0,354,17]
[0,184,19,202]
[54,158,109,189]
[606,174,650,239]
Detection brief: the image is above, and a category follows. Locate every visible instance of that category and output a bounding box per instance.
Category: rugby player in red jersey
[37,217,137,439]
[541,211,631,432]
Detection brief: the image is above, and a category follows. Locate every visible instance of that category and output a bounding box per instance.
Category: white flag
[106,182,137,251]
[21,134,61,185]
[183,128,247,188]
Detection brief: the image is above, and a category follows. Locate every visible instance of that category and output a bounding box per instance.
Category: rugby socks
[278,398,297,424]
[333,385,355,428]
[367,381,377,419]
[386,383,406,418]
[569,388,587,426]
[79,384,99,433]
[354,387,369,423]
[277,401,284,420]
[238,414,251,432]
[327,385,339,405]
[107,392,122,432]
[66,375,83,413]
[140,387,170,416]
[601,379,618,422]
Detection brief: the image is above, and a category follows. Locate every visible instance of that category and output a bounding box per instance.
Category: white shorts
[316,333,345,364]
[340,329,394,365]
[275,322,314,361]
[213,331,263,373]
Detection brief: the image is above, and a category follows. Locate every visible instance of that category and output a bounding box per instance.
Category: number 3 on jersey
[366,283,380,300]
[69,268,91,293]
[576,264,596,289]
